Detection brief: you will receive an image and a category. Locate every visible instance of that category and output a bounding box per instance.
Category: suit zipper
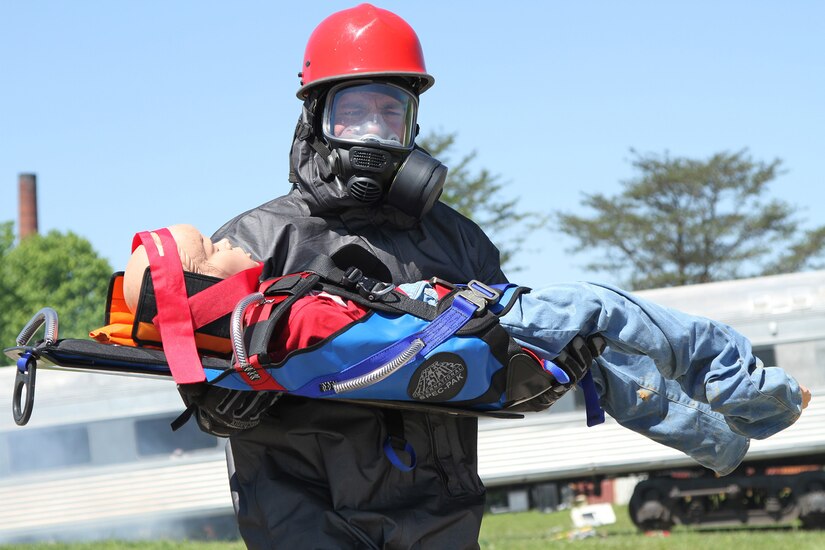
[424,414,451,491]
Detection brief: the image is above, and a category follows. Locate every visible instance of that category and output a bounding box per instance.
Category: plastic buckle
[456,280,502,313]
[295,121,314,142]
[343,266,363,289]
[428,276,456,290]
[357,277,396,301]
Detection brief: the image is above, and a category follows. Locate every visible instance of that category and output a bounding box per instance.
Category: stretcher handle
[333,338,425,394]
[12,307,57,426]
[16,307,59,347]
[230,292,267,372]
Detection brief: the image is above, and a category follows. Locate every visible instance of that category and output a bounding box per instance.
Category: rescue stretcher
[5,304,529,428]
[5,245,602,430]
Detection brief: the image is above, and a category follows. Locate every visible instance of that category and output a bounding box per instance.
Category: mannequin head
[123,224,259,312]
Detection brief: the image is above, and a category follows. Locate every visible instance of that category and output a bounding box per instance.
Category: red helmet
[297,4,435,99]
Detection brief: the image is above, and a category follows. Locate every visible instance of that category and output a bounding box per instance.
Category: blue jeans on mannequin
[400,281,804,475]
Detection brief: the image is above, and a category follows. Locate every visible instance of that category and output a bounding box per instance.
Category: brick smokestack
[18,173,38,239]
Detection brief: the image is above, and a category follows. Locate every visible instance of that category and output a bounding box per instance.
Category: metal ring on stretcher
[12,307,59,426]
[13,353,36,426]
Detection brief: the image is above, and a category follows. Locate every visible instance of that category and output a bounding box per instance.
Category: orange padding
[89,274,141,347]
[89,273,233,355]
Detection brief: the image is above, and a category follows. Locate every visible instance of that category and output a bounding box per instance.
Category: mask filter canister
[386,149,447,218]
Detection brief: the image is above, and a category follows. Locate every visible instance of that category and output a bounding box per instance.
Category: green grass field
[479,506,825,549]
[1,506,823,549]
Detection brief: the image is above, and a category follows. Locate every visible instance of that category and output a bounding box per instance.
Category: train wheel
[629,482,675,531]
[799,491,825,530]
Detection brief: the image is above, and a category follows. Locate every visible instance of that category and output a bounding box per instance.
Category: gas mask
[321,81,447,219]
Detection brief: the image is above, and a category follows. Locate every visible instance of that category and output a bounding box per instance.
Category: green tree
[419,130,546,270]
[0,227,112,347]
[557,149,825,290]
[0,222,18,344]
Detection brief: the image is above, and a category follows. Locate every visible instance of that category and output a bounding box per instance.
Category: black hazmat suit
[210,108,505,549]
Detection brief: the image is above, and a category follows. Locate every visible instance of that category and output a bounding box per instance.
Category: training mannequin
[122,225,811,478]
[122,224,260,313]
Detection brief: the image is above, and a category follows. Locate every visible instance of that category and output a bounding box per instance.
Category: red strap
[244,352,285,391]
[134,229,206,384]
[244,297,276,328]
[188,264,263,329]
[432,282,454,300]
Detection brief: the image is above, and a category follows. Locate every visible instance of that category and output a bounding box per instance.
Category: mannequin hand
[800,384,811,410]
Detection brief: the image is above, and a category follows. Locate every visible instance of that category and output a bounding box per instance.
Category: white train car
[0,369,234,543]
[2,269,825,541]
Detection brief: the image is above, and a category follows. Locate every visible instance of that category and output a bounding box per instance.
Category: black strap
[316,280,438,320]
[294,120,335,181]
[246,273,322,364]
[170,404,197,431]
[384,408,406,444]
[301,254,440,320]
[301,254,350,285]
[294,116,331,153]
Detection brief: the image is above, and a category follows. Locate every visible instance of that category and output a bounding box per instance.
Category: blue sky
[1,1,823,288]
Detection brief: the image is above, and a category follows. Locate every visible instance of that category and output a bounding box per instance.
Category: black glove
[552,334,606,386]
[508,334,605,413]
[176,383,282,438]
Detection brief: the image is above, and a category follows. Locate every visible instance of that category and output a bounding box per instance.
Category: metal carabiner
[356,277,396,301]
[455,280,502,313]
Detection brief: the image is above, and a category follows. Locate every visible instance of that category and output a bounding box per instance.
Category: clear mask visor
[323,82,417,149]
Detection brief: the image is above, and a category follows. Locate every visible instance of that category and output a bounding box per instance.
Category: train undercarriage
[628,464,825,530]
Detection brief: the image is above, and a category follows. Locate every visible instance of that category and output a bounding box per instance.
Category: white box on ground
[570,503,616,528]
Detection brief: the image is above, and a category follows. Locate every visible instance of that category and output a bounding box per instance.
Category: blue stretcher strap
[543,361,570,385]
[578,370,605,427]
[17,351,34,373]
[416,294,477,355]
[383,437,417,472]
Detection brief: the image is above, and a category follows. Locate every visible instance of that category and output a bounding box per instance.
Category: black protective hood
[287,105,356,214]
